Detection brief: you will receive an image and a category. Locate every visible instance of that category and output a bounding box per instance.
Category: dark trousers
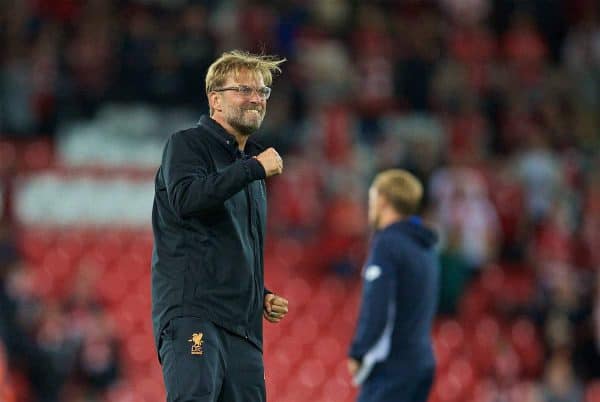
[159,317,266,402]
[357,363,434,402]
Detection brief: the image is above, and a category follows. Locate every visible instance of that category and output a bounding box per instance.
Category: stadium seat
[436,320,465,357]
[433,336,453,374]
[103,381,137,402]
[446,358,477,400]
[431,372,464,402]
[96,267,131,306]
[318,376,355,402]
[22,140,53,170]
[458,285,491,323]
[469,379,498,402]
[0,141,17,170]
[281,277,313,312]
[310,335,344,369]
[271,337,306,368]
[510,318,543,378]
[493,346,521,385]
[56,230,88,261]
[586,380,600,402]
[19,228,56,263]
[125,332,156,369]
[297,358,327,390]
[470,315,501,375]
[39,248,76,296]
[279,381,317,402]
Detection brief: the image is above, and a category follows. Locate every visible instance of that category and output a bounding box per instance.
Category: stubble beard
[226,107,265,136]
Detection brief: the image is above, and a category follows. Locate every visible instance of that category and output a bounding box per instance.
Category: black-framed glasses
[213,85,272,100]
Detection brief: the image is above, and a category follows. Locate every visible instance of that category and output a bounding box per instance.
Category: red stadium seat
[586,380,600,402]
[510,318,543,378]
[103,381,137,402]
[96,267,130,306]
[40,248,76,284]
[469,315,501,375]
[458,285,491,324]
[310,335,344,369]
[493,346,521,385]
[0,141,17,170]
[297,358,327,391]
[22,140,53,170]
[55,230,88,261]
[281,277,313,312]
[271,337,306,368]
[319,376,355,402]
[436,320,465,357]
[282,380,321,402]
[469,378,498,402]
[446,358,477,400]
[289,315,320,347]
[431,372,463,402]
[433,336,453,374]
[19,228,56,264]
[125,332,156,368]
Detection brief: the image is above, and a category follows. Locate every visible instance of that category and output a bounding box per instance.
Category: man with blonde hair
[348,169,439,402]
[152,50,289,402]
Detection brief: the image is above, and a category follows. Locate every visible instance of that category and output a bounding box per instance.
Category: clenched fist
[255,147,283,177]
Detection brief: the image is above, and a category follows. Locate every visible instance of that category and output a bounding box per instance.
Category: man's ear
[209,92,222,113]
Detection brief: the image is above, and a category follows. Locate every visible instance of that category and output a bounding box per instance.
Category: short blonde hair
[205,49,285,95]
[372,169,423,215]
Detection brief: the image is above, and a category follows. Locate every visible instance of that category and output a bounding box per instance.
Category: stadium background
[1,0,599,401]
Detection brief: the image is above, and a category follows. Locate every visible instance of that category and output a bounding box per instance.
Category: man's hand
[347,358,360,377]
[263,293,288,323]
[255,148,283,177]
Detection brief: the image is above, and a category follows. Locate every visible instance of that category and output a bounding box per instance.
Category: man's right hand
[255,147,283,177]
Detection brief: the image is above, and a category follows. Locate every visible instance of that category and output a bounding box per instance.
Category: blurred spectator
[75,309,120,396]
[430,162,500,272]
[117,7,158,102]
[0,340,16,402]
[513,131,563,223]
[352,4,396,116]
[32,302,79,402]
[177,3,216,107]
[563,7,600,108]
[502,11,548,86]
[393,10,442,111]
[540,351,585,402]
[65,265,120,396]
[63,1,116,118]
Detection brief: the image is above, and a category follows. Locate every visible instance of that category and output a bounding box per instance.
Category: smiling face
[210,69,267,137]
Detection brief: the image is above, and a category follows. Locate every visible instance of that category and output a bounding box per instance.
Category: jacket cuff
[348,344,364,362]
[348,351,363,363]
[245,158,267,180]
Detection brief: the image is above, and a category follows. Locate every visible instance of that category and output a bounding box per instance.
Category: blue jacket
[349,218,439,385]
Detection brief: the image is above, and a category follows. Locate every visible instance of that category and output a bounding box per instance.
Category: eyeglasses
[213,85,272,100]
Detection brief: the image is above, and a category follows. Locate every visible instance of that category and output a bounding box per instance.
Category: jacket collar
[197,115,265,157]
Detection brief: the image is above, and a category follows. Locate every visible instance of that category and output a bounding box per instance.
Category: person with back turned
[348,169,439,402]
[151,50,289,402]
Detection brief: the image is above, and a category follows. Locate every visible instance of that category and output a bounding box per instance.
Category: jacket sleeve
[349,236,397,361]
[162,132,266,218]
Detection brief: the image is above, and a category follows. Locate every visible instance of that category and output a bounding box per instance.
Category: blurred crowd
[0,219,120,402]
[1,0,600,401]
